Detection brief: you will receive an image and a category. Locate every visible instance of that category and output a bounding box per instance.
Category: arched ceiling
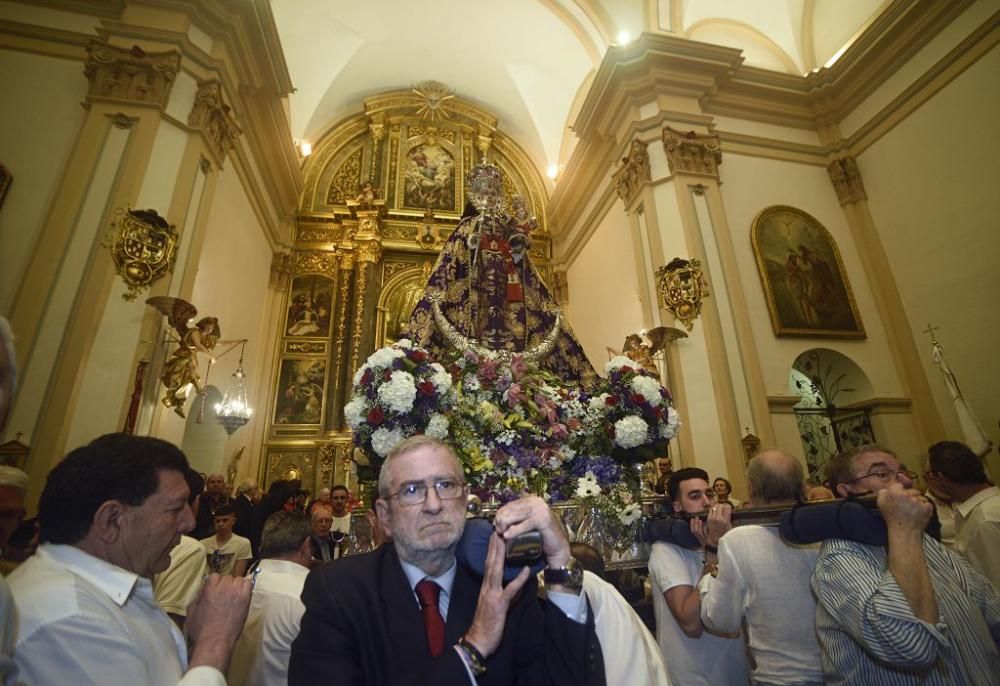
[271,0,886,182]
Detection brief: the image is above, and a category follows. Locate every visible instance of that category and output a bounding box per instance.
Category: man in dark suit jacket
[289,436,605,686]
[232,479,259,541]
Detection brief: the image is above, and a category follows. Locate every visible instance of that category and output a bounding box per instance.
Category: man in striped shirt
[813,445,1000,684]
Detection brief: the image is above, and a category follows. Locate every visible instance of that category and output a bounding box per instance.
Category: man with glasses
[813,445,1000,684]
[289,435,604,685]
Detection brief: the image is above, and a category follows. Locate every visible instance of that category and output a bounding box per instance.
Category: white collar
[956,486,1000,518]
[257,558,310,576]
[36,543,140,607]
[399,555,457,595]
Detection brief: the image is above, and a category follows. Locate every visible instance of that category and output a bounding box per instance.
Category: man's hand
[493,495,570,568]
[464,532,531,658]
[186,573,252,673]
[878,484,933,532]
[689,504,732,549]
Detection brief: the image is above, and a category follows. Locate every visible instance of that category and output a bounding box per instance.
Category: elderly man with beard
[289,435,604,685]
[9,434,251,686]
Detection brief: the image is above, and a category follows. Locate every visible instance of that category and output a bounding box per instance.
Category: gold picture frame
[751,205,865,339]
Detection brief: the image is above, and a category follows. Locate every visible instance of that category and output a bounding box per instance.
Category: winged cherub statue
[609,326,688,376]
[146,296,223,418]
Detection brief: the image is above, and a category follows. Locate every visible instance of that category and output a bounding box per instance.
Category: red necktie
[415,579,446,657]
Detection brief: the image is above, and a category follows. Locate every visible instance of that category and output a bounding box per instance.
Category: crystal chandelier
[215,342,252,436]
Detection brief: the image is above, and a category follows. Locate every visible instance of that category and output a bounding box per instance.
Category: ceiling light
[299,140,312,157]
[546,164,559,180]
[617,31,631,45]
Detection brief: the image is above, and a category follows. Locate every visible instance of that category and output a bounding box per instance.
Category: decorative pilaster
[611,139,651,206]
[269,251,293,289]
[662,127,722,177]
[827,156,868,205]
[188,80,242,163]
[84,41,180,108]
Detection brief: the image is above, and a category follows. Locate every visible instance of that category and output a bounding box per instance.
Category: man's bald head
[746,449,805,505]
[205,473,226,496]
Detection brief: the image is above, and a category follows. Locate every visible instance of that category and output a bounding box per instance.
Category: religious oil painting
[273,358,326,425]
[751,205,865,339]
[403,144,455,211]
[285,275,333,338]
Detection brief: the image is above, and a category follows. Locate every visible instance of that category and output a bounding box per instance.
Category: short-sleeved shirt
[200,534,252,576]
[647,541,749,686]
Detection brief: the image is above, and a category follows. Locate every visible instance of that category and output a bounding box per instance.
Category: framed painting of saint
[403,143,455,212]
[273,358,326,425]
[285,275,333,338]
[751,205,865,339]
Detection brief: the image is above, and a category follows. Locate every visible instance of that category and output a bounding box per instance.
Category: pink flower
[506,383,525,407]
[478,358,499,382]
[510,355,528,380]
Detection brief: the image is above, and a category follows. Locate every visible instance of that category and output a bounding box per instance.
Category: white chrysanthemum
[343,395,367,429]
[575,476,602,498]
[614,415,649,449]
[377,371,417,413]
[630,375,662,405]
[430,363,452,393]
[425,413,449,439]
[619,503,642,525]
[371,427,405,457]
[368,346,405,370]
[464,375,481,392]
[395,338,413,349]
[588,394,610,412]
[605,355,636,373]
[661,406,681,440]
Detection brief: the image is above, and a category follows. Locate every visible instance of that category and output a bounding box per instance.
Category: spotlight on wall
[299,140,312,157]
[617,31,632,45]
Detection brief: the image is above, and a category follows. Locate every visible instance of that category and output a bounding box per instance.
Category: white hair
[0,466,28,492]
[237,479,258,495]
[0,316,16,394]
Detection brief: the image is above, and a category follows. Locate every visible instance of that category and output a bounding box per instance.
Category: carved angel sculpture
[611,326,688,376]
[146,296,222,418]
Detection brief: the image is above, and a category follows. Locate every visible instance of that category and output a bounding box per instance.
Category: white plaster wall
[181,164,274,475]
[564,203,643,372]
[717,153,904,400]
[858,44,1000,473]
[0,49,87,311]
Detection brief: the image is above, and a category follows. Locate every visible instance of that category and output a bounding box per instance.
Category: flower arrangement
[344,345,681,520]
[344,339,456,461]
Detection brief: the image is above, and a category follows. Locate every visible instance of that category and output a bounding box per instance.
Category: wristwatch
[543,557,584,591]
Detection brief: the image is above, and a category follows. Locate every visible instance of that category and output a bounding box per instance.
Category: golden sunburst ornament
[412,80,455,121]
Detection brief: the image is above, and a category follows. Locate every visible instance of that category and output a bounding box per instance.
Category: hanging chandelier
[215,341,252,436]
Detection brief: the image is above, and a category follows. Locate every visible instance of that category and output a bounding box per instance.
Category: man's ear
[298,537,312,559]
[91,500,127,544]
[672,499,682,513]
[835,484,849,498]
[374,500,392,537]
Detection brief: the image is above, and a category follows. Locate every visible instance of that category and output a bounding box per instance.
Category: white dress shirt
[954,486,1000,588]
[9,543,223,686]
[0,576,18,686]
[582,570,670,686]
[699,525,823,685]
[227,558,309,686]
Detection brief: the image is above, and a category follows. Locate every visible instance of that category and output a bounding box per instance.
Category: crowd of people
[0,316,998,685]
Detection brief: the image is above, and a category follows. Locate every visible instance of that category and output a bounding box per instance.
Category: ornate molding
[662,127,722,178]
[84,41,180,108]
[269,251,293,289]
[188,80,242,163]
[296,251,339,277]
[827,155,868,205]
[611,139,651,205]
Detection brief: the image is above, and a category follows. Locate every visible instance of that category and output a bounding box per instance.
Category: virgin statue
[407,161,597,387]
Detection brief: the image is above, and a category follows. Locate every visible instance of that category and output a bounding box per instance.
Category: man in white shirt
[925,440,1000,587]
[9,433,252,686]
[329,484,353,535]
[647,467,749,686]
[699,449,823,685]
[228,510,312,686]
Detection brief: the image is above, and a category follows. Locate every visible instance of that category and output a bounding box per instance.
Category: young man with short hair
[329,484,352,535]
[647,467,748,686]
[201,503,252,577]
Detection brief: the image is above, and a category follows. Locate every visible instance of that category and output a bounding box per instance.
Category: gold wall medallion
[656,257,709,331]
[104,208,179,301]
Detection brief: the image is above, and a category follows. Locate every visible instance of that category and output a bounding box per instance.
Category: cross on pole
[921,323,940,346]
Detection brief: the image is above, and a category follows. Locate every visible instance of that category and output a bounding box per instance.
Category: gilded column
[827,155,945,444]
[326,250,356,432]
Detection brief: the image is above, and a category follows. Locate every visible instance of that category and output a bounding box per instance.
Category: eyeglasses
[842,467,917,485]
[387,479,466,507]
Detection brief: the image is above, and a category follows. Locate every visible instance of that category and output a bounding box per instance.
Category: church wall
[857,43,1000,472]
[564,200,643,372]
[0,48,87,312]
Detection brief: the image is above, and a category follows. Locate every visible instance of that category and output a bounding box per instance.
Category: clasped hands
[464,495,570,659]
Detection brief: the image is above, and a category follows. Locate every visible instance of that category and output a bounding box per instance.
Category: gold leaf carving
[327,148,363,205]
[296,251,339,277]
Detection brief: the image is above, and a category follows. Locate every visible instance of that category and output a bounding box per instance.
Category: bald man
[699,450,824,685]
[192,473,232,540]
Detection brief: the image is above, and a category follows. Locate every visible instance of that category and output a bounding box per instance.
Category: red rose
[631,393,646,405]
[654,406,663,418]
[409,350,428,363]
[360,369,373,386]
[605,395,619,406]
[418,381,435,396]
[367,407,384,425]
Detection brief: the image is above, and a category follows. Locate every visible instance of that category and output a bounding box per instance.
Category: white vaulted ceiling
[270,0,886,178]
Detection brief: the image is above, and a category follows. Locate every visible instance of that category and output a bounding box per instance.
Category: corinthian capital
[827,156,867,205]
[662,127,722,178]
[612,139,651,205]
[84,41,180,108]
[188,80,242,163]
